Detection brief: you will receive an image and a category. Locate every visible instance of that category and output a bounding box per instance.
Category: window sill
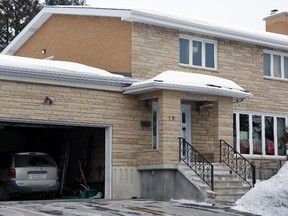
[240,154,286,160]
[179,63,219,73]
[263,76,288,82]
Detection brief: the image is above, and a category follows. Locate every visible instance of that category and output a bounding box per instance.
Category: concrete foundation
[139,167,206,201]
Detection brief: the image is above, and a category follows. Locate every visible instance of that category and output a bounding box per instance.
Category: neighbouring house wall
[264,12,288,36]
[15,15,132,73]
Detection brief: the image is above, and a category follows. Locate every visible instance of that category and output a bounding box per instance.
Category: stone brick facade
[131,22,288,167]
[0,80,148,166]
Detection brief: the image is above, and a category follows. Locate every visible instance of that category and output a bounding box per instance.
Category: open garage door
[0,119,112,199]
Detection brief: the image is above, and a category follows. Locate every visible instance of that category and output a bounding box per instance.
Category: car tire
[45,191,56,200]
[0,185,9,201]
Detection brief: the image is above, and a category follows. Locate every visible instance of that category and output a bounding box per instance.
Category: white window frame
[234,111,287,159]
[263,49,288,80]
[152,101,158,150]
[179,35,218,70]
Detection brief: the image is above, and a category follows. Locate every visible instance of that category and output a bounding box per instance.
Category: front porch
[123,71,252,203]
[136,90,235,166]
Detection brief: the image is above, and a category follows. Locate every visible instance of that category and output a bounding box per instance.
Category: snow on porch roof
[0,55,136,91]
[123,71,252,99]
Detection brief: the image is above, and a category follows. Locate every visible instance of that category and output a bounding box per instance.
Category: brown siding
[15,15,132,73]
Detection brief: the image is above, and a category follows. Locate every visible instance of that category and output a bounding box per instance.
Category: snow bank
[233,162,288,216]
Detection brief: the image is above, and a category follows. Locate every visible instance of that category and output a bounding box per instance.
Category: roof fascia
[123,82,252,99]
[126,10,288,50]
[0,66,137,91]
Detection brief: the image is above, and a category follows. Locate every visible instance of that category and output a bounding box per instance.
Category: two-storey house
[1,7,288,204]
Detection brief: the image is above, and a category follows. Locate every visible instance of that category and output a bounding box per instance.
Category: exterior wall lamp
[43,96,53,105]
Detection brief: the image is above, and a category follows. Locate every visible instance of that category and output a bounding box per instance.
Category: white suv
[0,152,60,200]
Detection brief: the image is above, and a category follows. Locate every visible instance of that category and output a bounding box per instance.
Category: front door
[181,104,191,159]
[181,104,191,143]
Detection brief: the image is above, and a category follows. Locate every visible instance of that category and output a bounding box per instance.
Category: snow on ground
[171,199,213,206]
[233,161,288,216]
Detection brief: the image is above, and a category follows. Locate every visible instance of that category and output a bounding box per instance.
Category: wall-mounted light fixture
[41,49,46,54]
[141,120,151,127]
[197,103,214,112]
[43,96,53,105]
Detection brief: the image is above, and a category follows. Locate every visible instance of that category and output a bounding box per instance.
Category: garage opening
[0,120,111,199]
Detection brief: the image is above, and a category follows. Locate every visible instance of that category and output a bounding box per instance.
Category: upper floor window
[179,36,217,69]
[263,50,288,80]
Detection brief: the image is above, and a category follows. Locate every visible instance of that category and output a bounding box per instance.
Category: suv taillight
[8,168,16,179]
[57,168,60,178]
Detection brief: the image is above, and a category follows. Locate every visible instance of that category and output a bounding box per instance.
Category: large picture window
[234,112,287,157]
[179,36,217,69]
[263,50,288,80]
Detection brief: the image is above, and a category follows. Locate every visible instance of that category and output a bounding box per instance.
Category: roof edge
[123,82,252,99]
[0,66,137,91]
[126,9,288,50]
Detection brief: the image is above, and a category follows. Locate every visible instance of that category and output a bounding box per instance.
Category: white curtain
[273,55,281,77]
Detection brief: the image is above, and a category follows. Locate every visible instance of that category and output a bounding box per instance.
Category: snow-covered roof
[123,71,252,99]
[0,55,136,91]
[2,6,288,55]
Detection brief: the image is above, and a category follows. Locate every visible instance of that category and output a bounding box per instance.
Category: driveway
[0,199,258,216]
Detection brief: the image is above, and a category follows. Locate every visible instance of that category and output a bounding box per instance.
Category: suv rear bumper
[5,181,60,194]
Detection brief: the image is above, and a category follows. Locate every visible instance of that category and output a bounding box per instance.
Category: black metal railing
[220,140,256,187]
[179,137,214,191]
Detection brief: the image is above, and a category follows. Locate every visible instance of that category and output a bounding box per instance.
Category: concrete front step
[215,192,247,205]
[177,162,251,205]
[214,185,250,194]
[214,179,249,187]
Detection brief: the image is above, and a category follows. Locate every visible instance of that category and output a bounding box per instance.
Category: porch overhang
[123,71,252,99]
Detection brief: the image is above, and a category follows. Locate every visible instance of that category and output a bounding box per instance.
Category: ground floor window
[152,101,158,150]
[233,112,287,157]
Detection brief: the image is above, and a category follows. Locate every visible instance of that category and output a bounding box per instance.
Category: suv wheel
[0,185,9,201]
